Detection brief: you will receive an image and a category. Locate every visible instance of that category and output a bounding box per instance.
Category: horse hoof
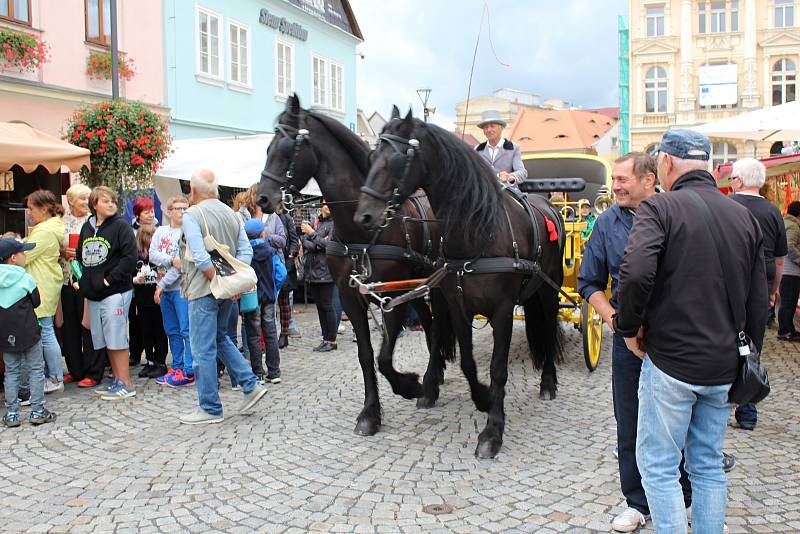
[539,388,556,401]
[475,438,502,459]
[354,418,379,436]
[416,396,436,409]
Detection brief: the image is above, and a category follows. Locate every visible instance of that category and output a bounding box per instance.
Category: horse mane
[308,111,370,176]
[419,121,504,251]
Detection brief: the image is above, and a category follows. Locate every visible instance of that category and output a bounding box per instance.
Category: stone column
[742,0,760,108]
[677,0,696,123]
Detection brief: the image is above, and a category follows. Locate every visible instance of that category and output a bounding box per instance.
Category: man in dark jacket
[615,130,767,533]
[77,186,138,401]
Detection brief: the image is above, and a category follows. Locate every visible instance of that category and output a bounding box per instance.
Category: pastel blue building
[163,0,363,139]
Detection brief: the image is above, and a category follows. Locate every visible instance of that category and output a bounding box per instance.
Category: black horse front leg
[416,293,450,409]
[340,287,381,436]
[376,302,424,400]
[475,302,515,459]
[448,299,490,413]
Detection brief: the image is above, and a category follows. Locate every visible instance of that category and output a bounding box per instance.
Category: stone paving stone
[0,306,797,533]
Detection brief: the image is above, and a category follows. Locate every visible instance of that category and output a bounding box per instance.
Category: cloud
[350,0,627,130]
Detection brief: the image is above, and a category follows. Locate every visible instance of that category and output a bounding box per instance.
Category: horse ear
[390,105,400,120]
[288,93,301,114]
[404,108,414,122]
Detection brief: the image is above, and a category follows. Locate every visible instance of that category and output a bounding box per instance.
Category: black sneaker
[138,363,154,378]
[255,373,266,385]
[723,452,736,472]
[147,364,168,379]
[267,375,282,384]
[316,342,337,353]
[312,342,327,352]
[29,408,56,425]
[18,388,31,407]
[278,335,288,349]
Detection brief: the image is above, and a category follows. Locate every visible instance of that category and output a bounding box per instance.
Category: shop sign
[0,171,13,191]
[259,9,308,41]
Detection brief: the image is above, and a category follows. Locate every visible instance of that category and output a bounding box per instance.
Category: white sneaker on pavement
[687,508,729,533]
[179,408,224,425]
[239,384,268,413]
[612,508,648,532]
[43,379,64,394]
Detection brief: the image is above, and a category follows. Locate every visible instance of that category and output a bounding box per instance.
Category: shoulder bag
[687,190,770,405]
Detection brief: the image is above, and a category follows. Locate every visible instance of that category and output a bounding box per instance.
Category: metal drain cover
[422,503,454,515]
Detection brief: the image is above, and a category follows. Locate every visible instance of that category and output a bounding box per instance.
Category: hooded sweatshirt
[0,264,41,351]
[23,215,65,318]
[77,214,137,301]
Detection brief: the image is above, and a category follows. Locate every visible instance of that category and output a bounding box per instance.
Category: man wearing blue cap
[615,129,767,533]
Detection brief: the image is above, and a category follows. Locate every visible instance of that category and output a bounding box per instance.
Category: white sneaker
[179,408,224,425]
[337,323,346,334]
[612,508,647,532]
[43,379,64,394]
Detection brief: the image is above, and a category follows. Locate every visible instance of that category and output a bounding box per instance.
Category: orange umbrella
[0,122,90,173]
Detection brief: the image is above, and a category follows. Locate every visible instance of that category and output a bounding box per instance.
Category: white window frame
[275,39,294,98]
[645,66,668,113]
[329,61,344,112]
[312,55,329,108]
[710,1,726,33]
[775,0,795,28]
[196,6,223,82]
[711,142,737,170]
[772,58,797,105]
[698,2,707,33]
[227,19,251,88]
[646,5,665,37]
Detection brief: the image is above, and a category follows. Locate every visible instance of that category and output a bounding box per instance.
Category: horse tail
[523,284,563,370]
[430,289,457,364]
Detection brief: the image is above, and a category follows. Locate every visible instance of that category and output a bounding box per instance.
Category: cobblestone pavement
[0,305,798,533]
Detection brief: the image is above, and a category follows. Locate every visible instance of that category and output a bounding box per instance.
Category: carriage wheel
[581,301,603,372]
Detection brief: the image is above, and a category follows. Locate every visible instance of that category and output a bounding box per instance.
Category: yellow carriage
[522,154,613,371]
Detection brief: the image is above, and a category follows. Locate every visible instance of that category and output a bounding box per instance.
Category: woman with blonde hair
[60,184,106,388]
[24,190,66,393]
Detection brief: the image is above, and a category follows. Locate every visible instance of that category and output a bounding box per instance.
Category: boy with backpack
[0,237,56,427]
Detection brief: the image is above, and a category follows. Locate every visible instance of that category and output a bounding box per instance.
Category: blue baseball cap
[0,237,35,261]
[243,218,266,237]
[657,129,711,161]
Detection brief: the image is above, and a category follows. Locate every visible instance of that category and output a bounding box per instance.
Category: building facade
[164,0,362,140]
[628,0,800,162]
[0,0,167,136]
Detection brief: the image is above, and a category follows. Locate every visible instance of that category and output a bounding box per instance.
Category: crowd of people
[1,170,341,426]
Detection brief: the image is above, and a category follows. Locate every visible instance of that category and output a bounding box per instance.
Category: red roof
[508,108,616,153]
[587,107,620,120]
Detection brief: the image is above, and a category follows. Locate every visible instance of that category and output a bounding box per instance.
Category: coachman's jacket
[475,139,528,183]
[614,170,768,386]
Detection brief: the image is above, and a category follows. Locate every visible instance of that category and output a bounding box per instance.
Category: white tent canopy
[154,133,321,194]
[691,100,800,141]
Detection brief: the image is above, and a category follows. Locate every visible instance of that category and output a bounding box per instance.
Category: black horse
[257,95,455,437]
[354,110,565,458]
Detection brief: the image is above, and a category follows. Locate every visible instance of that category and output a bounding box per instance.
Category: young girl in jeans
[133,224,168,378]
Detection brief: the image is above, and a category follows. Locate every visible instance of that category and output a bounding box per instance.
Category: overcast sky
[349,0,628,130]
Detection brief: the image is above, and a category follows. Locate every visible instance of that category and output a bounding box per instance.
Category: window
[197,7,221,78]
[698,2,706,33]
[645,66,668,113]
[772,59,797,105]
[710,1,726,32]
[228,21,249,86]
[776,0,794,28]
[276,41,293,97]
[646,5,665,36]
[312,56,328,107]
[731,0,738,31]
[330,62,344,111]
[0,0,29,24]
[85,0,110,45]
[711,142,737,169]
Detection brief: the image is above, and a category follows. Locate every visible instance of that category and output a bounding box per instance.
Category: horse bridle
[360,133,424,226]
[261,121,313,209]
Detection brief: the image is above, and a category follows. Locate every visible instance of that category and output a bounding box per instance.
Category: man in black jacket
[615,129,767,534]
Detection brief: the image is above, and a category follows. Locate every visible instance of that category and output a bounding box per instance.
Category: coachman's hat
[477,110,507,129]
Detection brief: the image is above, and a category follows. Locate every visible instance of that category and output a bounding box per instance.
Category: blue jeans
[333,285,344,327]
[4,341,45,412]
[188,295,257,416]
[39,316,63,382]
[160,290,193,374]
[637,356,731,534]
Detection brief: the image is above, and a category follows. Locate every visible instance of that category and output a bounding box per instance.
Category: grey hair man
[615,129,767,533]
[729,157,787,430]
[179,169,267,425]
[475,110,528,185]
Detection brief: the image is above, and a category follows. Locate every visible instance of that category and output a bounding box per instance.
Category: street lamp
[416,88,436,123]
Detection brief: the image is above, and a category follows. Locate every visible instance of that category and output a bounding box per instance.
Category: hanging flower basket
[0,29,49,72]
[86,50,135,81]
[64,100,172,191]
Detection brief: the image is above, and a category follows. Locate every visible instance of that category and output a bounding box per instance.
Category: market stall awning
[691,101,800,142]
[155,133,322,196]
[0,121,90,173]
